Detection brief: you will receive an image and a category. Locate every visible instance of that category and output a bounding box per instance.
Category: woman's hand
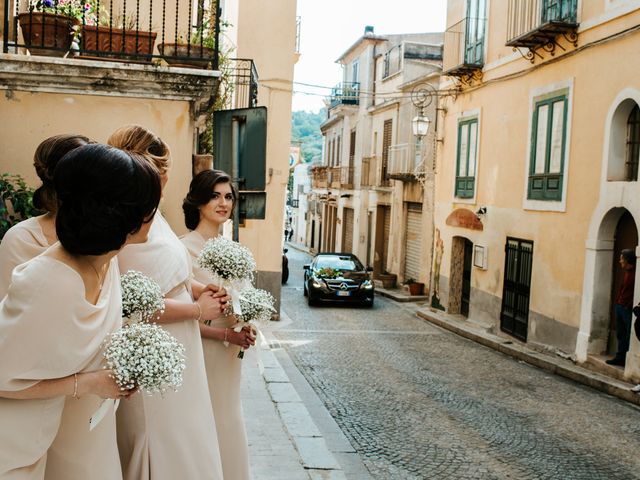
[196,291,225,322]
[227,325,256,349]
[79,370,136,400]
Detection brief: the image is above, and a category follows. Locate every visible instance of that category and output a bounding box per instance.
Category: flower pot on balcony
[407,282,424,296]
[375,273,397,289]
[157,43,214,69]
[80,25,157,62]
[18,12,80,57]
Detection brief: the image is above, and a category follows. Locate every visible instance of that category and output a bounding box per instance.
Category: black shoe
[606,357,626,366]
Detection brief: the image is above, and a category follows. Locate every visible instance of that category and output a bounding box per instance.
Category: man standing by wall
[607,249,636,367]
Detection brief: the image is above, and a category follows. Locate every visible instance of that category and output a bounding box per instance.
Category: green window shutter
[456,118,478,198]
[528,95,567,201]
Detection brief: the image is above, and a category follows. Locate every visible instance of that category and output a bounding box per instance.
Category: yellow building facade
[436,0,640,378]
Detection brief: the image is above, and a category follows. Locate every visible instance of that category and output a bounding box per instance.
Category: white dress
[181,230,251,480]
[116,213,223,480]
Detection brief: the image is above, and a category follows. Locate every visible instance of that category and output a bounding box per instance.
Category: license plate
[337,291,351,297]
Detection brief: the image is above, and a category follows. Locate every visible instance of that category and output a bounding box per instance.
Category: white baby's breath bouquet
[197,236,256,315]
[233,287,275,359]
[103,322,186,394]
[121,270,164,324]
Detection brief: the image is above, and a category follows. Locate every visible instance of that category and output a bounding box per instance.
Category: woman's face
[199,181,234,226]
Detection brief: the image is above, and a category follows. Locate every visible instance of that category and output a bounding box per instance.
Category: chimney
[364,26,374,36]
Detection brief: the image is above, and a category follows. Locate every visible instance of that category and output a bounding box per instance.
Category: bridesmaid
[0,144,161,479]
[181,170,255,480]
[107,125,226,480]
[0,134,91,298]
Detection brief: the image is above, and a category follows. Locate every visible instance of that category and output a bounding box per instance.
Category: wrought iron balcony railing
[3,0,221,68]
[311,165,328,189]
[329,82,359,108]
[222,58,258,109]
[506,0,578,60]
[387,143,417,181]
[443,17,486,78]
[329,166,341,188]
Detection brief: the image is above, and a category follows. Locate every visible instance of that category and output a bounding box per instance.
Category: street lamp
[412,114,431,139]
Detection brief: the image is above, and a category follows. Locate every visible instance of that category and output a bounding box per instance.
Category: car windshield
[315,255,363,272]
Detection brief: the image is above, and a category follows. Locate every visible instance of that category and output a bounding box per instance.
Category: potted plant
[158,14,216,69]
[375,271,397,289]
[80,10,157,62]
[402,278,425,296]
[18,0,90,56]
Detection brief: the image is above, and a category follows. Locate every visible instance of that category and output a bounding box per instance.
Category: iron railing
[329,166,341,188]
[443,17,486,75]
[329,82,359,108]
[506,0,578,46]
[311,166,328,188]
[224,58,258,109]
[387,143,414,177]
[383,44,402,79]
[5,0,221,67]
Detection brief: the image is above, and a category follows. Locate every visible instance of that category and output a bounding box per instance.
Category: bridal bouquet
[121,270,164,324]
[196,236,256,315]
[90,322,185,430]
[103,322,185,394]
[233,287,275,359]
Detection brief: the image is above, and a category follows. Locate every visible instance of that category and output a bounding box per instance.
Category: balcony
[311,166,328,189]
[329,166,341,188]
[329,82,359,109]
[360,157,374,188]
[388,143,418,181]
[340,166,354,189]
[443,17,486,80]
[506,0,578,61]
[225,58,258,109]
[4,0,221,68]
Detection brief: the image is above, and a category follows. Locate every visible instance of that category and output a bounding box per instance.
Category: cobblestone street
[276,247,640,479]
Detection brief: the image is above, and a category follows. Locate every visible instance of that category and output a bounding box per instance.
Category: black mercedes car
[303,253,374,307]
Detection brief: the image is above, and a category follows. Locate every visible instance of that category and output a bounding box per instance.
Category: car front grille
[325,280,360,291]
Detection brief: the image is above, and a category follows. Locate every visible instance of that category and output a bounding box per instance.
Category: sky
[292,0,448,113]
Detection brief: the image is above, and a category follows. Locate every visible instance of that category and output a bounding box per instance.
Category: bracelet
[223,328,229,348]
[195,302,202,322]
[72,373,79,399]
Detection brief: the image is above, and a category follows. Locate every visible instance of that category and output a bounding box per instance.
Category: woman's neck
[195,221,222,241]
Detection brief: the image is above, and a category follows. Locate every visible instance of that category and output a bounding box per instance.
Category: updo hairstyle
[32,134,92,213]
[182,169,237,230]
[54,144,161,255]
[106,125,171,175]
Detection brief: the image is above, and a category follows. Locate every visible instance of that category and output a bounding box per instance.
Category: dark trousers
[614,303,633,360]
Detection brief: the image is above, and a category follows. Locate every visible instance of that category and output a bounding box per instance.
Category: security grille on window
[626,104,640,181]
[455,118,478,198]
[528,94,568,201]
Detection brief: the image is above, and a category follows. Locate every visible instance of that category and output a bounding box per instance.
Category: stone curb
[416,308,640,407]
[376,286,430,303]
[259,336,345,475]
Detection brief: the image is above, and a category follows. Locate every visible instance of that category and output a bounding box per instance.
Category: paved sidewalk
[241,311,363,480]
[416,306,640,406]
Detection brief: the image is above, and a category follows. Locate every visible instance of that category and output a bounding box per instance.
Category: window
[528,94,568,201]
[625,105,640,181]
[455,118,478,198]
[351,60,359,83]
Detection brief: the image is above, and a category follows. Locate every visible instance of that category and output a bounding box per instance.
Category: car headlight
[361,280,373,289]
[311,279,323,289]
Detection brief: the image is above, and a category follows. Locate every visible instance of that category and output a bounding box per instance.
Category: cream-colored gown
[0,254,122,480]
[117,214,223,480]
[181,230,250,480]
[0,216,50,299]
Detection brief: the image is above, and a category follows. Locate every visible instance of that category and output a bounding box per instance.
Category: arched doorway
[449,236,473,316]
[608,211,638,356]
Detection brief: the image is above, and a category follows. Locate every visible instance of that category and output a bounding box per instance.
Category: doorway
[500,237,534,342]
[449,236,472,315]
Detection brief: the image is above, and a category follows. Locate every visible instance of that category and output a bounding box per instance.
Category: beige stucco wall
[0,90,194,231]
[436,2,640,353]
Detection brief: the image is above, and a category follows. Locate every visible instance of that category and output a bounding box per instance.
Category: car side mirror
[283,248,289,254]
[366,266,373,272]
[303,264,310,270]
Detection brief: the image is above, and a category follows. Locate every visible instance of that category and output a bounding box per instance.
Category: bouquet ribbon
[89,398,120,431]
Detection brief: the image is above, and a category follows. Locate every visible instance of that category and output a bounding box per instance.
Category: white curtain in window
[459,125,469,176]
[535,105,549,174]
[549,101,564,173]
[468,122,478,177]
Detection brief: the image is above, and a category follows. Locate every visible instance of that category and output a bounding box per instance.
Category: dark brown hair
[182,169,237,230]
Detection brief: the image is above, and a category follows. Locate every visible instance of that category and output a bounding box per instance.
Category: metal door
[500,238,534,341]
[461,239,473,317]
[403,204,422,280]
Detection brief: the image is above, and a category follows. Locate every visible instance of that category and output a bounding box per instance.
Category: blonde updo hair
[106,125,171,175]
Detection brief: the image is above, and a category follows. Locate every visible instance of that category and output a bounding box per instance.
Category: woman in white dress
[180,169,255,480]
[108,125,227,480]
[0,134,91,298]
[0,144,161,480]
